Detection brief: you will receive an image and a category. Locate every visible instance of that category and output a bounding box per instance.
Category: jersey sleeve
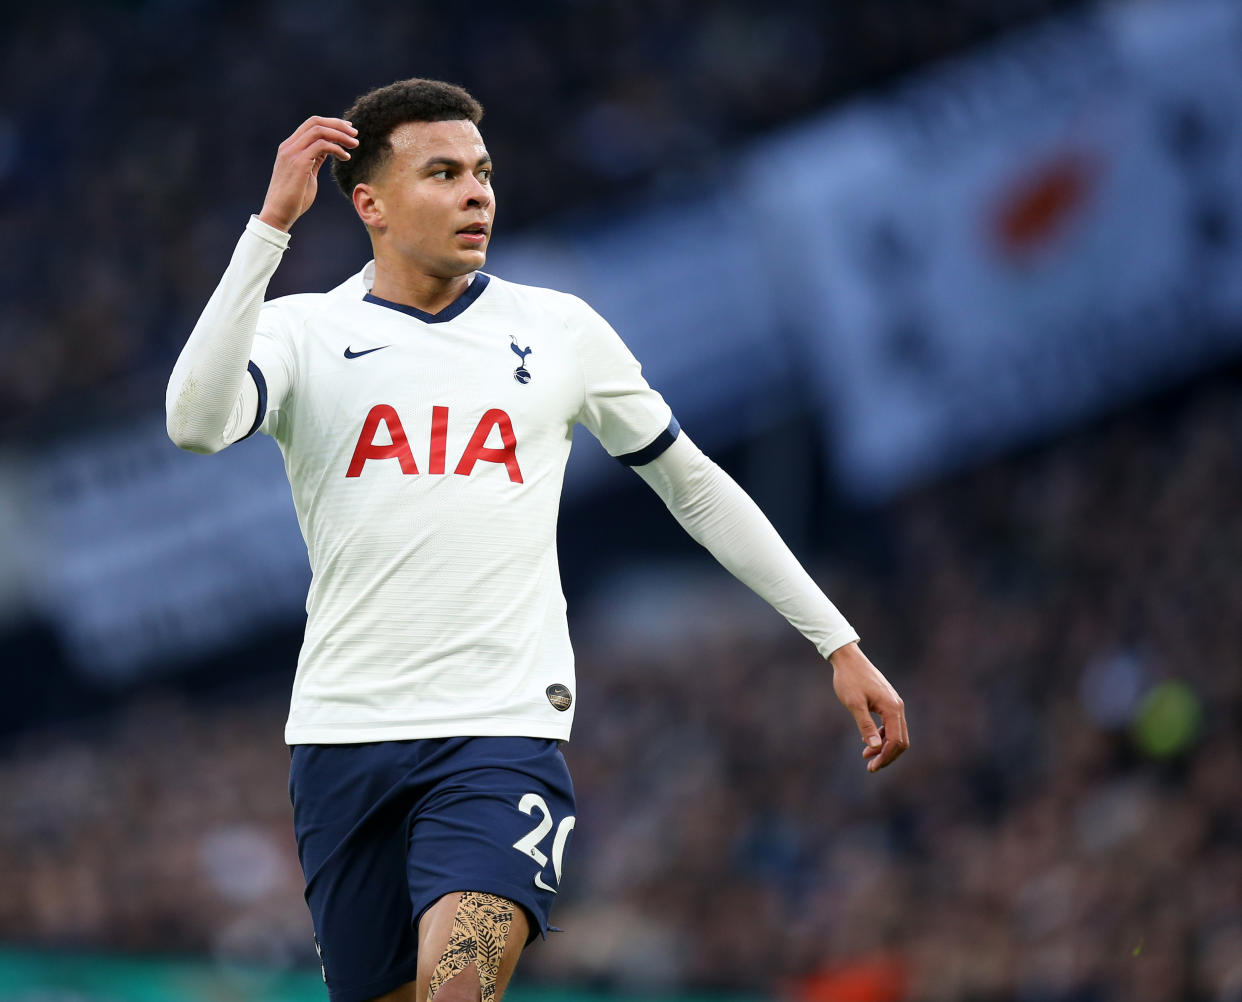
[246,301,297,440]
[167,216,291,454]
[570,296,678,464]
[633,432,860,660]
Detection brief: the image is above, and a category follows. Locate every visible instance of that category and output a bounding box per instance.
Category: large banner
[19,424,310,682]
[748,0,1242,497]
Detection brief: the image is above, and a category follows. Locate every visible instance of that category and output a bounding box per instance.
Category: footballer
[166,78,908,1002]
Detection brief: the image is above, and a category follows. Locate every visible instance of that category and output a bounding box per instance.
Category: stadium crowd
[0,0,1077,428]
[2,367,1239,1002]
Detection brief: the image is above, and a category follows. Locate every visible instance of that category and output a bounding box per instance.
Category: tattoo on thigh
[428,892,515,1002]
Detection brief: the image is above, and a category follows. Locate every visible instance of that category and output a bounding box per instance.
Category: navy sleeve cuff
[616,417,680,467]
[239,361,267,441]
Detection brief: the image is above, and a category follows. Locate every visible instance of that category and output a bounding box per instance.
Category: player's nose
[462,174,491,210]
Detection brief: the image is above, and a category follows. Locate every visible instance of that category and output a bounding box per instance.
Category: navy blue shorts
[289,736,576,1002]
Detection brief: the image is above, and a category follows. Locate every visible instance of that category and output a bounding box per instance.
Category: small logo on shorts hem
[546,684,572,711]
[314,935,326,983]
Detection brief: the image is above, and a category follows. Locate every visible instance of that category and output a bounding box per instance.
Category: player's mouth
[456,222,489,246]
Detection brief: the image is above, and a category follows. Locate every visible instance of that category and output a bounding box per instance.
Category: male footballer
[166,78,908,1002]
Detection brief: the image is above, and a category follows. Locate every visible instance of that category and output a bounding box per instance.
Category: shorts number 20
[512,793,575,893]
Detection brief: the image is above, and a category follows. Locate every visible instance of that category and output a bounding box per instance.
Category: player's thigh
[417,891,529,1002]
[406,737,577,944]
[290,744,422,1001]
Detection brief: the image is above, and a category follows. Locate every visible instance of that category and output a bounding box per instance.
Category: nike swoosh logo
[534,872,557,894]
[344,345,389,359]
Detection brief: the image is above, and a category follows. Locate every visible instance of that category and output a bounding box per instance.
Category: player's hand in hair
[258,117,359,232]
[830,642,910,772]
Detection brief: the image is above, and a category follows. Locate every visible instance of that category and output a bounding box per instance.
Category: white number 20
[512,793,575,892]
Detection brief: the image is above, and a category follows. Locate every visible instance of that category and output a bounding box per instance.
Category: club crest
[510,336,533,384]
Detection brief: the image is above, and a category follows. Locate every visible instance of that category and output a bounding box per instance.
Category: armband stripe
[616,417,680,467]
[240,361,267,441]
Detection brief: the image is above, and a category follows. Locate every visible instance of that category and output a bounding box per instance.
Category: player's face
[368,119,494,277]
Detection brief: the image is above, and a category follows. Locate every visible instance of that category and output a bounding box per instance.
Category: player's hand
[257,117,360,232]
[830,642,909,772]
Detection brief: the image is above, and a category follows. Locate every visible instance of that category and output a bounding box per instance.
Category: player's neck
[369,263,473,316]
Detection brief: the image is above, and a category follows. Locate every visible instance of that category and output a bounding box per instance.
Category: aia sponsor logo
[345,404,523,483]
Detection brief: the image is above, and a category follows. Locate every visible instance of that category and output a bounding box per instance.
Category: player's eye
[431,169,451,180]
[478,168,492,183]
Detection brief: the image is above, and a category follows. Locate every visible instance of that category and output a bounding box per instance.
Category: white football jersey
[246,263,675,744]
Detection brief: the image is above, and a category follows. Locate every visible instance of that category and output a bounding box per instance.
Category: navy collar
[363,273,490,324]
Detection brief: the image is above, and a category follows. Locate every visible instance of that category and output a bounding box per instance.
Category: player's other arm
[632,433,910,771]
[165,117,357,453]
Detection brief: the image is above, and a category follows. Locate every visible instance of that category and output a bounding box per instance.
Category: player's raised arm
[165,118,358,454]
[632,433,910,772]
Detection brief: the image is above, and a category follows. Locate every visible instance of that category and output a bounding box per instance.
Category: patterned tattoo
[427,892,515,1002]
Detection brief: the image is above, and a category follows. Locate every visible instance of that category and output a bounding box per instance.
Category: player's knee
[428,967,481,1002]
[363,981,417,1002]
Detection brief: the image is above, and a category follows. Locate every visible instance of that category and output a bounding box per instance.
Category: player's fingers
[303,139,351,164]
[293,116,359,138]
[847,703,883,753]
[870,744,904,771]
[281,126,358,159]
[896,700,910,749]
[868,700,909,772]
[861,726,884,758]
[286,125,359,157]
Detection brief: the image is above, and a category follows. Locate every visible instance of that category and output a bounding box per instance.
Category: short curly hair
[332,78,484,198]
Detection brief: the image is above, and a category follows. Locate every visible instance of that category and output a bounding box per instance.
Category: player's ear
[353,183,384,229]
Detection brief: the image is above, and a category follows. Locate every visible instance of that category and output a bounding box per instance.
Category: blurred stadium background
[2,0,1241,999]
